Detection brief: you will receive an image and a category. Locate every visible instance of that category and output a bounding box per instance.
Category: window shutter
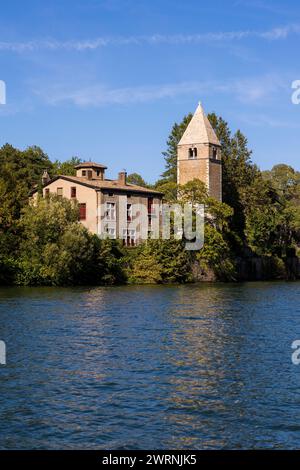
[79,203,86,220]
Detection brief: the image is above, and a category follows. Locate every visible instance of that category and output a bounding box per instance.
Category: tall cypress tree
[207,113,257,241]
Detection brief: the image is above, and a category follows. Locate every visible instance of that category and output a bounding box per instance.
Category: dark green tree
[52,156,82,176]
[127,172,149,187]
[207,114,258,244]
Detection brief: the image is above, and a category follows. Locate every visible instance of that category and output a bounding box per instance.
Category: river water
[0,282,300,449]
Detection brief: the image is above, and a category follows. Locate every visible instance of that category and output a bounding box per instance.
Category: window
[57,187,63,197]
[123,229,136,247]
[188,148,197,159]
[79,203,86,220]
[212,148,217,159]
[105,227,116,239]
[45,188,50,197]
[105,202,116,221]
[127,203,132,222]
[71,187,76,198]
[108,192,114,197]
[87,170,93,179]
[148,197,154,214]
[82,170,86,177]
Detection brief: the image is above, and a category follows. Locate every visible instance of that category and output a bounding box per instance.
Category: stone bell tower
[177,102,222,201]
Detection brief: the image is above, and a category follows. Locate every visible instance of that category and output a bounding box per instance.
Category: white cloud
[1,24,300,53]
[33,74,286,107]
[239,113,300,128]
[35,81,210,106]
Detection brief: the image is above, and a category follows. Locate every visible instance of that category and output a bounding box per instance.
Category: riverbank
[193,256,300,282]
[1,252,299,287]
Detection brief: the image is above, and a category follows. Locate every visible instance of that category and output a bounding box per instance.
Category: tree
[178,179,208,205]
[177,178,235,279]
[0,144,53,188]
[262,164,300,193]
[16,195,124,286]
[127,172,149,187]
[240,172,300,256]
[52,156,82,176]
[151,239,192,283]
[0,144,55,283]
[127,243,162,284]
[160,113,193,182]
[154,180,178,203]
[126,239,192,284]
[207,114,258,243]
[197,224,236,280]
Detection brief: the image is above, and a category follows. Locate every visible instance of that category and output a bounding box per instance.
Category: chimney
[118,170,127,185]
[42,170,50,186]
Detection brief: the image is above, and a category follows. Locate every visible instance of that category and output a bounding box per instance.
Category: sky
[0,0,300,182]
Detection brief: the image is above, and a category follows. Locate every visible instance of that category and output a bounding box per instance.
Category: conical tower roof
[178,102,220,146]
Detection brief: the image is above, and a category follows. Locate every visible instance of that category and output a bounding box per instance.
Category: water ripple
[0,282,300,449]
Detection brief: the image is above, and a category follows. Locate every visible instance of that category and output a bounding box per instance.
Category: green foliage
[178,179,208,204]
[153,239,192,283]
[15,195,124,286]
[0,144,53,186]
[197,225,236,280]
[126,244,162,284]
[154,180,178,202]
[242,169,300,256]
[127,172,149,187]
[126,239,192,284]
[0,144,53,226]
[177,179,235,280]
[52,156,82,176]
[207,114,258,238]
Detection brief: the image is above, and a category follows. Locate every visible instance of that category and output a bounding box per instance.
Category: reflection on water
[0,283,300,449]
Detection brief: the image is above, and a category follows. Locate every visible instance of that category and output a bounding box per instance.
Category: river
[0,282,300,449]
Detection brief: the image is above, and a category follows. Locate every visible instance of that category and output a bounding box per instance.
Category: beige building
[33,162,163,246]
[31,101,221,244]
[177,102,222,201]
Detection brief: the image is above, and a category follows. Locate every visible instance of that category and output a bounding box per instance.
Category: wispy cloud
[35,82,209,106]
[33,74,287,107]
[235,0,294,16]
[239,113,300,129]
[1,24,300,52]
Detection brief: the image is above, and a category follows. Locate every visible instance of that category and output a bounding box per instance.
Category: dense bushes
[9,196,125,286]
[126,239,192,284]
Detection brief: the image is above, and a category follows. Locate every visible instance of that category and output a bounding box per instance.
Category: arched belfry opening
[188,147,197,159]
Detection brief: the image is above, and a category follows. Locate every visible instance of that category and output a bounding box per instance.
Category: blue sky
[0,0,300,182]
